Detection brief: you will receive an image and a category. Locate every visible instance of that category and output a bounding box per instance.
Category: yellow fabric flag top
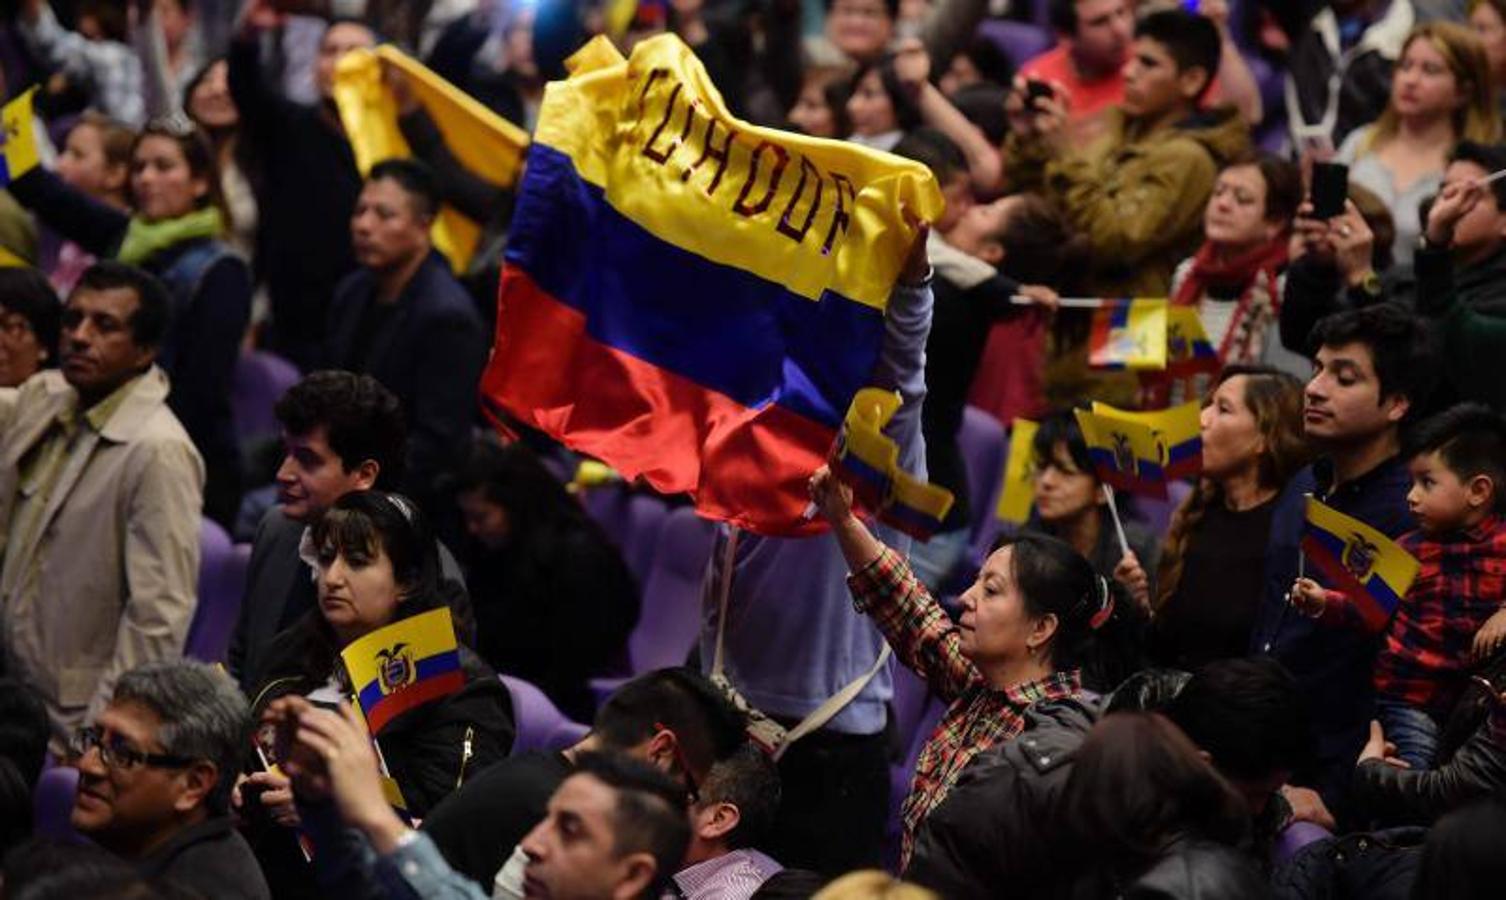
[0,88,40,185]
[1090,401,1203,480]
[830,388,955,539]
[1301,496,1421,633]
[995,419,1039,525]
[1073,407,1169,499]
[1089,299,1168,370]
[342,607,464,735]
[332,46,529,272]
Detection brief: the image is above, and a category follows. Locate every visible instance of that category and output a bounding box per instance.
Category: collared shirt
[1372,515,1506,720]
[670,848,782,900]
[5,375,140,596]
[848,546,1082,869]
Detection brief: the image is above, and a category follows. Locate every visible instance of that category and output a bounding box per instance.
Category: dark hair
[1308,303,1436,410]
[2,840,165,900]
[182,56,229,125]
[1223,151,1303,227]
[1407,403,1506,513]
[1134,10,1222,102]
[821,71,854,139]
[112,660,252,816]
[699,743,780,850]
[0,269,61,365]
[1346,182,1397,273]
[950,34,1014,91]
[0,758,29,858]
[850,58,923,135]
[274,371,408,488]
[594,668,747,787]
[821,0,900,21]
[1411,793,1506,899]
[1453,141,1506,208]
[369,157,440,220]
[1032,408,1094,476]
[571,751,692,896]
[309,491,442,610]
[77,0,129,43]
[1164,657,1310,783]
[454,440,600,546]
[1059,713,1251,889]
[1048,0,1081,34]
[950,82,1010,146]
[893,128,968,187]
[71,261,173,348]
[989,532,1147,692]
[133,115,230,229]
[995,194,1091,288]
[72,111,136,173]
[1103,668,1192,714]
[0,680,51,791]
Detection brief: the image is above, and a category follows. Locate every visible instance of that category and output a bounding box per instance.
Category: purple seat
[957,407,1008,547]
[1127,479,1194,542]
[1273,821,1332,866]
[977,19,1055,68]
[34,765,83,843]
[628,507,717,672]
[230,350,301,446]
[186,518,251,664]
[499,674,590,754]
[582,487,672,587]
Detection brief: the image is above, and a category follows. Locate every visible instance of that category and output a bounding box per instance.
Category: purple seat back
[34,765,82,843]
[957,407,1008,545]
[977,20,1055,67]
[231,350,301,446]
[186,519,251,664]
[1128,479,1194,540]
[629,507,717,672]
[582,487,671,587]
[500,675,590,754]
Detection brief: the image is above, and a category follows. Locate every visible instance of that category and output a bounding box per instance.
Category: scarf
[1171,235,1288,361]
[115,207,224,266]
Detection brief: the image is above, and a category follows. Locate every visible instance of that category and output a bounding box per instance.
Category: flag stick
[1011,296,1113,308]
[1297,493,1310,581]
[1101,484,1131,558]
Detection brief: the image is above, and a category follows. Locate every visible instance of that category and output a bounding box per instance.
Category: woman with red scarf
[1148,153,1303,405]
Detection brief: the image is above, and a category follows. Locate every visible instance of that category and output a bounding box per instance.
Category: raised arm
[17,0,145,124]
[893,39,1002,195]
[6,166,131,258]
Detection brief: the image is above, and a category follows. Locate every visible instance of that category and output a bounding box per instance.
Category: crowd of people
[2,0,1506,898]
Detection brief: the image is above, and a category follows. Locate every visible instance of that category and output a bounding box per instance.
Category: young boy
[1293,403,1506,769]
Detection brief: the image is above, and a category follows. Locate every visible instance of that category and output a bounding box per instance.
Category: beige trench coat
[0,368,204,740]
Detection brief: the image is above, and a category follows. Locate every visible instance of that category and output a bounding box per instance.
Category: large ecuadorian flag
[342,607,465,735]
[481,35,941,535]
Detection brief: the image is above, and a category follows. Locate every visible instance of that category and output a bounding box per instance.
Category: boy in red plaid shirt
[1293,404,1506,769]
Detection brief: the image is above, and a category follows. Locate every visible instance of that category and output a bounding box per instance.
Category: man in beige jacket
[0,261,203,745]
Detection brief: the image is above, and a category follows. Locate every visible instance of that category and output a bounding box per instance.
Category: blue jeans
[1375,698,1440,770]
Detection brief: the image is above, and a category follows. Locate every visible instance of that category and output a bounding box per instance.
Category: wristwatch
[1351,269,1383,300]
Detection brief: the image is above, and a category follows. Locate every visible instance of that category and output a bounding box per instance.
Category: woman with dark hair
[846,56,921,151]
[1054,712,1265,899]
[7,115,251,528]
[788,66,853,139]
[1151,366,1309,669]
[184,57,259,260]
[808,464,1145,869]
[0,269,60,388]
[1026,411,1159,611]
[1157,152,1305,407]
[243,490,513,897]
[455,441,639,721]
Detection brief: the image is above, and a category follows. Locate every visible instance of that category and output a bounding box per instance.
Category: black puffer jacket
[905,698,1098,899]
[1064,839,1270,900]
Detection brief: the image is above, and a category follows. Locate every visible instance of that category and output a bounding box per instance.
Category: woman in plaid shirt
[808,466,1145,868]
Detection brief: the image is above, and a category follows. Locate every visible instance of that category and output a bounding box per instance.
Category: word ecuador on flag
[482,35,941,535]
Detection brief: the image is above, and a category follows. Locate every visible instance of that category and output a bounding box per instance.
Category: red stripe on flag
[1301,537,1393,633]
[366,670,467,734]
[482,267,835,535]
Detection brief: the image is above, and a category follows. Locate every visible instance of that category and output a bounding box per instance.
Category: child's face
[1407,451,1488,534]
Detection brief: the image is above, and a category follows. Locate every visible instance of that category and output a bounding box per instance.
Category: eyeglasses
[70,726,195,771]
[654,721,700,804]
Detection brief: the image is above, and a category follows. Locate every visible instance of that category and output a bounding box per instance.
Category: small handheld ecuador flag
[342,607,465,735]
[829,388,955,540]
[1300,496,1420,633]
[995,419,1039,525]
[1073,408,1168,499]
[1164,307,1221,378]
[1089,299,1168,370]
[0,88,40,185]
[1090,401,1202,480]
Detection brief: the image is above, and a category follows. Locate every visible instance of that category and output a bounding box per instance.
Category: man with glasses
[0,261,202,747]
[69,659,269,900]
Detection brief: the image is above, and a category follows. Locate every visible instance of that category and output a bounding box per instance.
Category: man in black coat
[324,158,489,508]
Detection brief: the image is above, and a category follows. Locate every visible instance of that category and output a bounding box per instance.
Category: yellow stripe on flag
[537,35,942,310]
[1,88,40,185]
[340,607,460,697]
[995,419,1038,525]
[1304,497,1420,601]
[332,46,529,272]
